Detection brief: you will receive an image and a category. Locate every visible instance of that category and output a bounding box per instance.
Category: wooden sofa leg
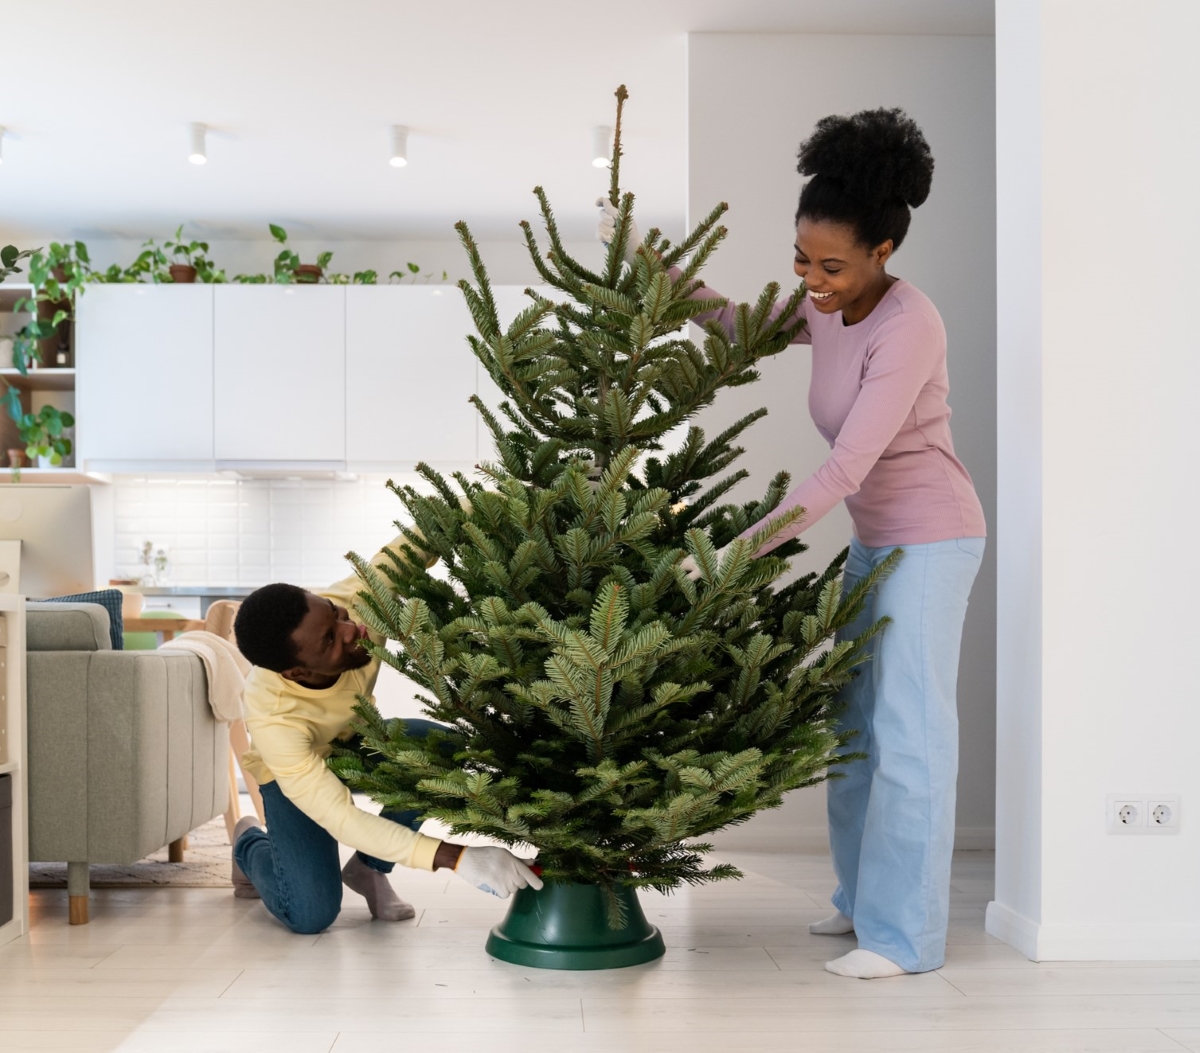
[67,861,89,925]
[168,836,188,863]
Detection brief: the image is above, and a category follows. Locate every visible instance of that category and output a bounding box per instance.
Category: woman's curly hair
[795,108,934,251]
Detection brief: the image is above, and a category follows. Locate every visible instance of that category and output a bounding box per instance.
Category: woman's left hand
[596,197,643,265]
[680,545,730,582]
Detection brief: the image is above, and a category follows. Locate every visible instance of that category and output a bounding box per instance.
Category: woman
[599,108,985,978]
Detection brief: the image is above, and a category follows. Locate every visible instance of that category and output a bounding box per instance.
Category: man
[231,536,541,934]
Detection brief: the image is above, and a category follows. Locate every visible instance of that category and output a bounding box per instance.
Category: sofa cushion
[37,590,124,651]
[26,601,113,653]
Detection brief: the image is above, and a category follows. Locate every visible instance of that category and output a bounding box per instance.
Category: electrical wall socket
[1107,794,1181,834]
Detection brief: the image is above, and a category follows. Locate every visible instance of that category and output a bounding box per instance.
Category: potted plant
[266,224,331,284]
[163,226,224,283]
[16,404,74,467]
[13,242,91,369]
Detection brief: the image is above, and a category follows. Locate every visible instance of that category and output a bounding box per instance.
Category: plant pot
[6,449,26,469]
[294,264,323,284]
[485,881,665,970]
[169,264,197,283]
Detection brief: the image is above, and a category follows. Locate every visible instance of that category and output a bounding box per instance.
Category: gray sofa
[26,601,229,923]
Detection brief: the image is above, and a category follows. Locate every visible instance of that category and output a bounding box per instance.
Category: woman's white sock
[825,948,908,978]
[809,910,855,935]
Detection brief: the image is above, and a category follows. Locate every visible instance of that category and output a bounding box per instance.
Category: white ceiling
[0,0,992,244]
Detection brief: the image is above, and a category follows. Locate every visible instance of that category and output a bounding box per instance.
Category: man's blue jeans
[233,717,443,935]
[827,536,984,972]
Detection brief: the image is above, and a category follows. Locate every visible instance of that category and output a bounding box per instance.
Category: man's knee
[281,901,340,935]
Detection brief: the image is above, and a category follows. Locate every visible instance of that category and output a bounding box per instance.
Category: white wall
[687,32,997,851]
[989,0,1200,961]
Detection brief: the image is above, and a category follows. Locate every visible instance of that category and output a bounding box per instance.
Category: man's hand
[680,545,730,582]
[596,197,642,266]
[453,846,544,898]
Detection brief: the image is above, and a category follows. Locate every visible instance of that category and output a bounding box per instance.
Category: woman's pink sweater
[694,278,985,552]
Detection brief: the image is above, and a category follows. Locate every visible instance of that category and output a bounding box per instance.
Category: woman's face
[793,218,893,323]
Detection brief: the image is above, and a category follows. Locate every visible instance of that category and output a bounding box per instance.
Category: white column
[990,0,1200,960]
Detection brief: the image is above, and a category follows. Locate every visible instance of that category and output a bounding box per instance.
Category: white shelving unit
[0,593,28,947]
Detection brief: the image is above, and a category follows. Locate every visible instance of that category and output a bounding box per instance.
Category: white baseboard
[987,901,1200,961]
[1034,922,1200,961]
[985,900,1040,959]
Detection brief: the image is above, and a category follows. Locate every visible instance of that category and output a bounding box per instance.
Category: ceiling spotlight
[390,125,408,168]
[189,122,207,165]
[592,125,612,168]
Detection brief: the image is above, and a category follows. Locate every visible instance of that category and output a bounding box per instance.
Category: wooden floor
[3,821,1200,1052]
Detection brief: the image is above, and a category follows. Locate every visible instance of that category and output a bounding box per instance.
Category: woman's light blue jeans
[827,535,984,972]
[234,718,442,935]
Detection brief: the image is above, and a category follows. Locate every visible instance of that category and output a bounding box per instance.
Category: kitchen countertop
[115,585,255,616]
[123,586,255,597]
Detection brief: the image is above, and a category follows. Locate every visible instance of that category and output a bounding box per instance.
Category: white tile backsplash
[109,473,432,589]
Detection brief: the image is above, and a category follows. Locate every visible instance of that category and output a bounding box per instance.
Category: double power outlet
[1107,794,1181,834]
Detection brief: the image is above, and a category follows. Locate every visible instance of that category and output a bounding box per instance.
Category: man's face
[283,592,373,683]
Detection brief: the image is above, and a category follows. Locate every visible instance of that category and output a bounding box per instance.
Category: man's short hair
[234,583,310,672]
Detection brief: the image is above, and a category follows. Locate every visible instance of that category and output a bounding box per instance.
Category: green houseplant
[16,404,75,467]
[11,242,90,370]
[332,87,893,970]
[163,227,224,283]
[271,224,330,284]
[1,244,36,283]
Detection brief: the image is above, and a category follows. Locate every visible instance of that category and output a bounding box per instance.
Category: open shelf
[0,368,76,392]
[1,470,109,485]
[0,286,34,313]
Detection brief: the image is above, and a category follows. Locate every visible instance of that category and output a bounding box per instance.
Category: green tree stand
[487,882,665,970]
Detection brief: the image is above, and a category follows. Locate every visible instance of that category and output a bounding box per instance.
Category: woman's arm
[741,310,941,555]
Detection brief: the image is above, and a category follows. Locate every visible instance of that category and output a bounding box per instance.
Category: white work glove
[454,845,544,898]
[679,544,731,582]
[596,196,642,266]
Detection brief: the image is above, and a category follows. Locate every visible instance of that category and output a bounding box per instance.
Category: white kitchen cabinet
[76,285,215,468]
[214,285,345,463]
[345,286,478,470]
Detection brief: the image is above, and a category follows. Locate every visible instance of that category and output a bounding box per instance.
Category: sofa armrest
[27,648,229,865]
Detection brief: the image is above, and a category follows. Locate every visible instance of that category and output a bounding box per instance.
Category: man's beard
[344,644,373,671]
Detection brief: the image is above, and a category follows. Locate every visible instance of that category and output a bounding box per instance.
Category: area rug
[29,815,234,889]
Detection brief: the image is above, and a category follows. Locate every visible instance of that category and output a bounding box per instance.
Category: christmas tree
[333,87,894,931]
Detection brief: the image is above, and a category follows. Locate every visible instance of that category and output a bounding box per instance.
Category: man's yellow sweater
[240,537,442,870]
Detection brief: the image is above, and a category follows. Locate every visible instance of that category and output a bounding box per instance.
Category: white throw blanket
[160,630,249,723]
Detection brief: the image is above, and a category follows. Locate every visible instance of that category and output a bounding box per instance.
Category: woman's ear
[873,239,895,268]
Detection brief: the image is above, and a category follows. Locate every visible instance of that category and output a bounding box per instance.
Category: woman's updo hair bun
[795,107,934,251]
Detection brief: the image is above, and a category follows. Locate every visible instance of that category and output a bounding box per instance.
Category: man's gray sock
[341,855,416,921]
